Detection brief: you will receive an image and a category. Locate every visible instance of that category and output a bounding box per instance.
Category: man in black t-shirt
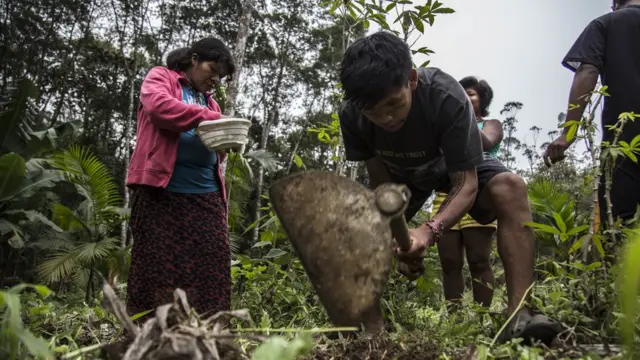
[339,31,561,345]
[544,0,640,224]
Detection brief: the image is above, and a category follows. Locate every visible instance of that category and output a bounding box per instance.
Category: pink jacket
[126,66,228,204]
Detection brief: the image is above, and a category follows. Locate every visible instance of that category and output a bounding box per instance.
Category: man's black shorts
[401,155,510,225]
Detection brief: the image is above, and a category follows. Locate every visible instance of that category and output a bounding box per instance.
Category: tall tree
[498,101,523,170]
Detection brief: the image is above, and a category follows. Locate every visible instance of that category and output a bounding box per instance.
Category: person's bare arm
[365,157,410,240]
[479,119,503,151]
[560,64,599,143]
[431,168,478,230]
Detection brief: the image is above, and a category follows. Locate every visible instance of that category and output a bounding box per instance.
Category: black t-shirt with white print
[339,67,483,193]
[562,5,640,143]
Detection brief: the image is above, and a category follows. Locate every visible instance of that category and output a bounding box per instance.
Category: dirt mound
[304,334,460,360]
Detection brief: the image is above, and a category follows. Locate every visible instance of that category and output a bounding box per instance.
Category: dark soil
[303,334,469,360]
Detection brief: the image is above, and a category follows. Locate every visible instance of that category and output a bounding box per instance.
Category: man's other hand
[543,135,570,167]
[397,261,425,280]
[394,225,433,262]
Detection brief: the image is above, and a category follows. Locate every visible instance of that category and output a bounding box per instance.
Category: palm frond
[72,268,90,289]
[51,203,87,233]
[49,145,122,215]
[29,233,75,251]
[37,250,80,283]
[106,246,131,280]
[229,232,243,254]
[244,149,280,172]
[75,237,119,264]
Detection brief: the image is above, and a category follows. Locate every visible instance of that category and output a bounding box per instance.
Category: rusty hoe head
[268,171,411,333]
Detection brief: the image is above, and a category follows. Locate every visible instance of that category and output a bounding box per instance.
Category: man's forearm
[563,64,599,139]
[432,170,478,231]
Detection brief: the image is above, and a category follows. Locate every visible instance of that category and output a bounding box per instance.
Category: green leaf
[566,225,589,235]
[5,209,63,232]
[552,212,567,233]
[385,2,396,12]
[569,234,589,253]
[592,234,605,257]
[252,241,272,248]
[0,153,27,200]
[523,221,561,235]
[565,123,578,143]
[411,13,424,33]
[16,327,55,359]
[294,154,305,169]
[252,334,314,360]
[618,231,640,352]
[264,248,288,259]
[0,78,40,151]
[1,291,23,328]
[432,7,455,13]
[130,309,153,321]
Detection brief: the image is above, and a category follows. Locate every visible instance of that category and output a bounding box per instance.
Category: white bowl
[196,118,252,151]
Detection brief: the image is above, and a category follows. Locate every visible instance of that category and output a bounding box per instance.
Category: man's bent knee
[487,173,529,215]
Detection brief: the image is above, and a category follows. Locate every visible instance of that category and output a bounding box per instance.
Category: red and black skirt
[126,185,230,320]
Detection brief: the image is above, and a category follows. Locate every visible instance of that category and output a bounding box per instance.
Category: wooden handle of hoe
[391,216,412,251]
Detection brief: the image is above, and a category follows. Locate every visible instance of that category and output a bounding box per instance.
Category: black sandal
[498,312,563,346]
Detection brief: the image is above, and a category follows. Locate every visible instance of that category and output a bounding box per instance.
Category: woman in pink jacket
[125,37,235,319]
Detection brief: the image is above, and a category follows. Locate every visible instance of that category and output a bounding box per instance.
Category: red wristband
[425,219,444,243]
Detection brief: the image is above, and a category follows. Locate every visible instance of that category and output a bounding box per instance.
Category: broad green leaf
[0,79,39,150]
[252,334,314,360]
[432,7,455,13]
[294,154,305,169]
[565,123,578,143]
[264,248,288,259]
[0,153,27,200]
[552,212,567,233]
[618,230,640,352]
[592,234,605,258]
[252,241,272,248]
[1,291,23,329]
[16,327,54,359]
[559,120,581,128]
[385,2,396,11]
[566,225,589,235]
[523,221,561,235]
[411,13,424,33]
[5,209,63,232]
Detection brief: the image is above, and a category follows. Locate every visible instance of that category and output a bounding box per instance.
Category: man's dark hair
[614,0,632,8]
[339,31,413,108]
[459,76,494,117]
[166,37,236,80]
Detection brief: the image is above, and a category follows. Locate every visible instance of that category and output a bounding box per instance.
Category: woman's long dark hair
[459,76,493,117]
[166,37,236,80]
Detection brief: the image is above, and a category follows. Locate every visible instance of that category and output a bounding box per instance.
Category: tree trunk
[250,30,293,245]
[251,105,271,244]
[120,61,138,247]
[285,133,303,174]
[225,0,255,116]
[116,0,150,247]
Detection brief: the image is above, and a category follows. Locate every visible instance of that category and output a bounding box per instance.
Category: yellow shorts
[430,192,497,231]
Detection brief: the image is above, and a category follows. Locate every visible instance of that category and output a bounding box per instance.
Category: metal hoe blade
[268,171,410,332]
